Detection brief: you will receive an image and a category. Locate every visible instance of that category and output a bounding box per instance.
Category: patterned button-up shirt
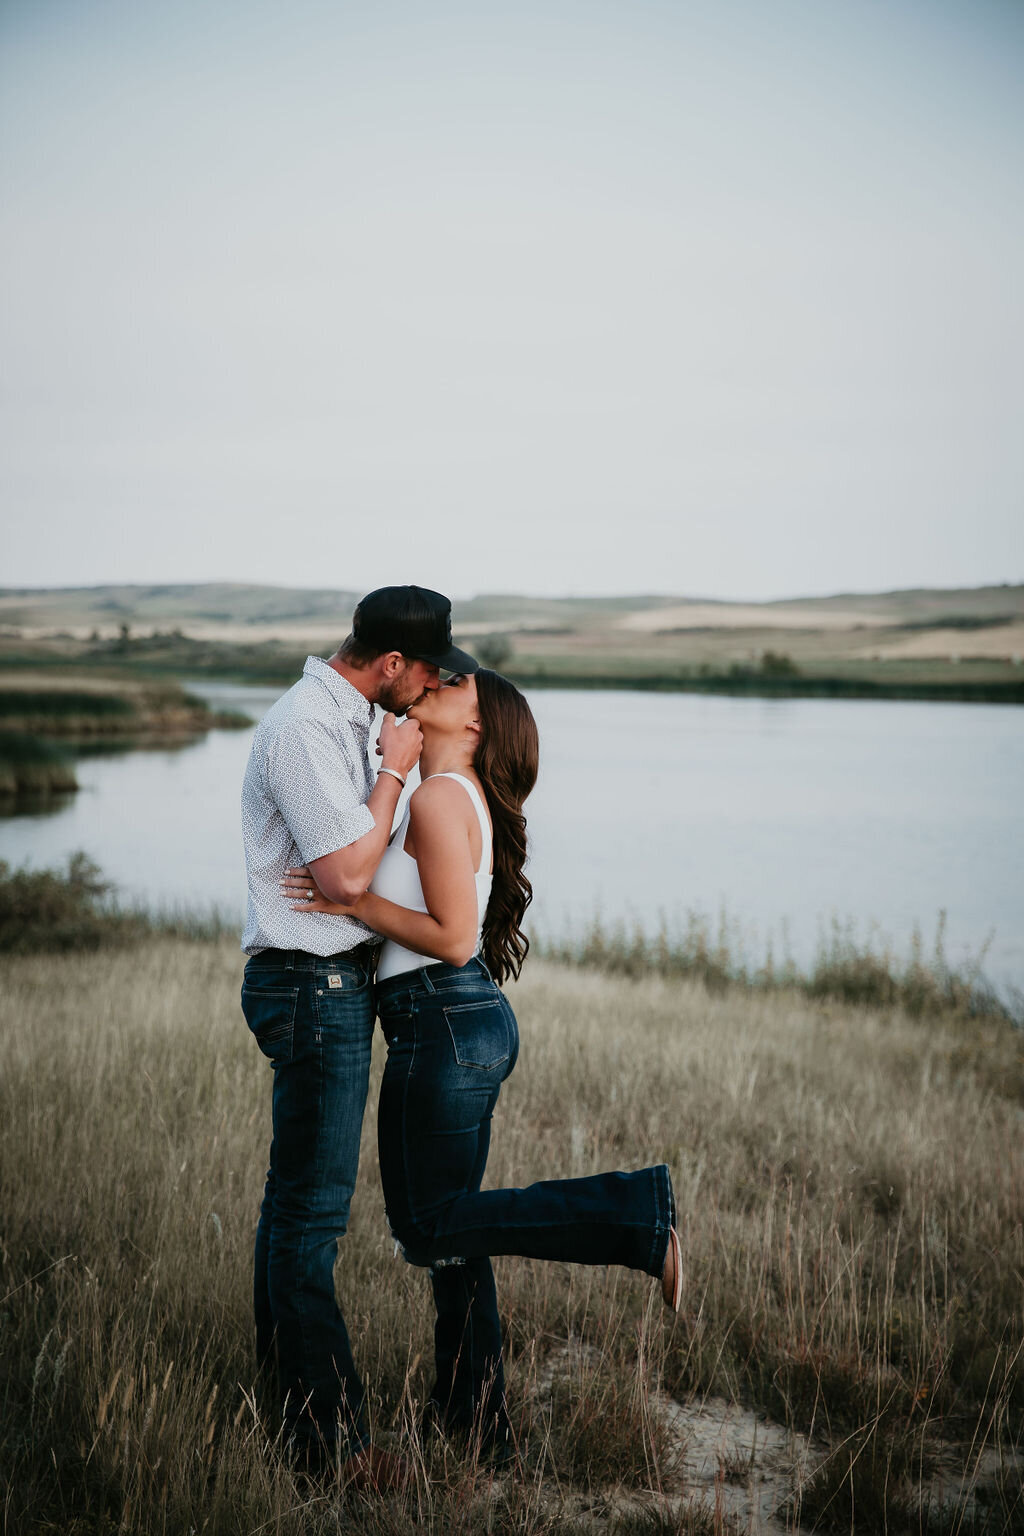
[241,656,380,955]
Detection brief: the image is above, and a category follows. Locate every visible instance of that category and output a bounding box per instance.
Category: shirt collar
[303,656,375,730]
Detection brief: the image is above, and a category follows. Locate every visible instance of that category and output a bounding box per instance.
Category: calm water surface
[2,682,1021,994]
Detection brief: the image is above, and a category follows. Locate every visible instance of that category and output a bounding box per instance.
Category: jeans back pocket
[241,982,300,1067]
[442,997,512,1071]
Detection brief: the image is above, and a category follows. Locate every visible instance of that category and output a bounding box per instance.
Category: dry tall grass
[1,940,1021,1534]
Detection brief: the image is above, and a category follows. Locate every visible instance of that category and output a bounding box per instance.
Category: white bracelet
[377,766,407,788]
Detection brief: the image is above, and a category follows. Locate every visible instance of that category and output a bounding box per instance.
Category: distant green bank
[2,634,1022,703]
[506,667,1024,703]
[0,684,251,737]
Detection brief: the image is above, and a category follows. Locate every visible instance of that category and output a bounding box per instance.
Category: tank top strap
[427,772,492,875]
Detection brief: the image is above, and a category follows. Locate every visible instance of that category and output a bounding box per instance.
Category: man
[240,585,478,1482]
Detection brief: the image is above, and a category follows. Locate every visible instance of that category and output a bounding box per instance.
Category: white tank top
[373,772,493,983]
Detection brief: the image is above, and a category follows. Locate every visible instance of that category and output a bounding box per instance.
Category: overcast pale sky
[2,0,1021,600]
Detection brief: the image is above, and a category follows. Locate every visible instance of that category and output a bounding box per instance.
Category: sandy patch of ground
[617,604,889,632]
[852,623,1024,661]
[530,1339,819,1533]
[526,1340,1021,1534]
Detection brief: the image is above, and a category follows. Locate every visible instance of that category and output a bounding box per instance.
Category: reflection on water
[71,734,213,759]
[0,789,77,821]
[0,680,1021,994]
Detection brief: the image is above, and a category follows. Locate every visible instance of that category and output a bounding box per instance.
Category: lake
[2,681,1021,996]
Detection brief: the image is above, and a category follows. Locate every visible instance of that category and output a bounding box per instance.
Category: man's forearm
[310,773,404,904]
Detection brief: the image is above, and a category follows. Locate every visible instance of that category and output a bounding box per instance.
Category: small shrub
[759,650,800,677]
[0,854,147,953]
[475,634,514,669]
[0,855,236,953]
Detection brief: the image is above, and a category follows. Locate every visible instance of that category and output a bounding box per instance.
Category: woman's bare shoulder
[408,775,475,822]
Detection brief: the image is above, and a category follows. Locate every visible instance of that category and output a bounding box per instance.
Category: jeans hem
[644,1163,675,1279]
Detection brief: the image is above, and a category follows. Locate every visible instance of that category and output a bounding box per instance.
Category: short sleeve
[265,720,375,863]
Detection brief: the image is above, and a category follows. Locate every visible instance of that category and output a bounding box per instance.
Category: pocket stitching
[442,1000,509,1071]
[241,984,299,1060]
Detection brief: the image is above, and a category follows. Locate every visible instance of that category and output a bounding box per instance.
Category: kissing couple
[240,584,681,1486]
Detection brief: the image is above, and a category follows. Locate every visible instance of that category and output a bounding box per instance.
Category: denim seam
[297,977,323,1434]
[274,979,321,1448]
[396,1008,419,1250]
[400,1211,657,1270]
[646,1163,672,1279]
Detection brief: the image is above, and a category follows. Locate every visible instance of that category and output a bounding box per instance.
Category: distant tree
[474,633,513,669]
[760,650,800,677]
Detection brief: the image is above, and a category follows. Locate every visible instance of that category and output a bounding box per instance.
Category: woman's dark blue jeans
[375,957,675,1447]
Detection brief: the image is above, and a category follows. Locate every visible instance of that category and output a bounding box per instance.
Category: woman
[282,669,681,1459]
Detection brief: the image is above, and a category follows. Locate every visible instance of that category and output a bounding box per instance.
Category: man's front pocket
[241,982,300,1067]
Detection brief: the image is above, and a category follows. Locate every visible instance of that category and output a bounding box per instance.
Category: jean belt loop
[419,965,437,994]
[283,949,295,970]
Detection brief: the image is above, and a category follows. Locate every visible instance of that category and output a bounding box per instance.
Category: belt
[247,940,380,972]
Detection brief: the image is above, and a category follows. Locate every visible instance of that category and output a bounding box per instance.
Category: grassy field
[2,931,1022,1534]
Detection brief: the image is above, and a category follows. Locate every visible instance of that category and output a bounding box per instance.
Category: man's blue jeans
[375,958,674,1446]
[242,945,376,1464]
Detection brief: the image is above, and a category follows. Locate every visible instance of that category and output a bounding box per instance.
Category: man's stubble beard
[377,676,425,716]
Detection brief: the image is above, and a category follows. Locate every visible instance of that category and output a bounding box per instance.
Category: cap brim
[411,642,480,674]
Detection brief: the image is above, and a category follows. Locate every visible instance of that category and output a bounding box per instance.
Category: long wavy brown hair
[472,669,539,984]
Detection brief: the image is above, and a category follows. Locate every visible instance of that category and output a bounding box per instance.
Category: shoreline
[5,649,1021,706]
[503,670,1024,703]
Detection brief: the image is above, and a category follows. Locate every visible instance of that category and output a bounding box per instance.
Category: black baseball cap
[352,585,479,673]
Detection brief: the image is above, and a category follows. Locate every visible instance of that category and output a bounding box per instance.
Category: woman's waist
[376,955,494,1011]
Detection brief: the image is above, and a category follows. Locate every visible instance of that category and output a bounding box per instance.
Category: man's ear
[379,651,406,679]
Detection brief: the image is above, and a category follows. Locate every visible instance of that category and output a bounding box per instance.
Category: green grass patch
[0,688,136,719]
[0,674,252,736]
[0,730,78,796]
